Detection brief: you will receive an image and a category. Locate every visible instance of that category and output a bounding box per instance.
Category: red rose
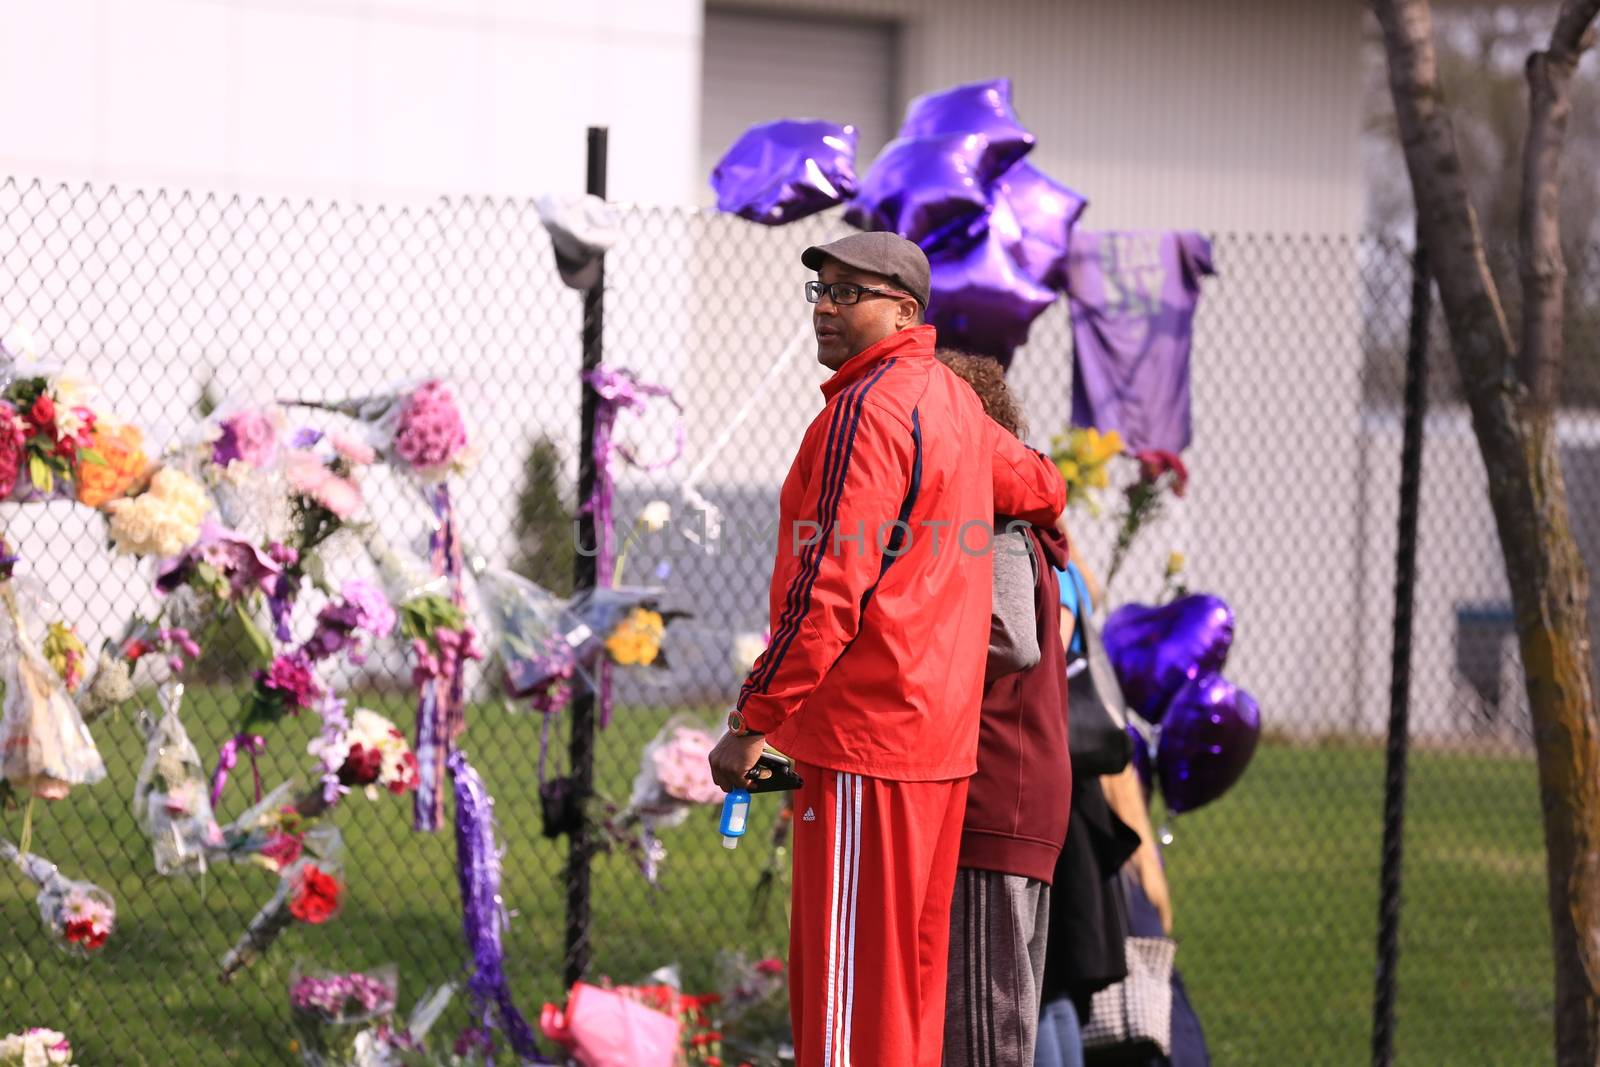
[29,394,55,427]
[289,864,342,925]
[1135,450,1189,498]
[338,742,383,787]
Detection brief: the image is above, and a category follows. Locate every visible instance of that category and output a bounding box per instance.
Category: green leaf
[77,447,107,467]
[28,454,51,493]
[234,600,274,668]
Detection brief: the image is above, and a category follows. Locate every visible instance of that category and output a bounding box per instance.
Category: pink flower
[311,473,363,519]
[329,431,376,466]
[393,380,468,475]
[259,651,322,711]
[285,450,328,495]
[213,410,278,468]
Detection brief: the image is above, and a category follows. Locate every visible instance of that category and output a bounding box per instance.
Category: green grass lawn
[0,687,1552,1066]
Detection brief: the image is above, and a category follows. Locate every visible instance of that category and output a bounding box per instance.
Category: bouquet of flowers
[0,579,105,800]
[474,565,591,712]
[612,968,726,1067]
[1049,426,1123,515]
[132,684,225,876]
[0,357,138,504]
[290,974,455,1067]
[0,840,115,956]
[614,717,723,884]
[41,620,87,693]
[289,964,399,1066]
[220,845,347,983]
[286,378,474,484]
[211,781,317,874]
[716,954,793,1066]
[0,1028,75,1066]
[308,706,419,806]
[104,466,213,559]
[1105,449,1189,589]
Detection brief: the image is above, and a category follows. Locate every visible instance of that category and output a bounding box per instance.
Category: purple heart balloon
[844,133,990,246]
[1102,594,1235,721]
[1154,673,1261,813]
[711,119,860,225]
[990,161,1088,289]
[925,224,1058,364]
[898,78,1036,185]
[1128,717,1154,801]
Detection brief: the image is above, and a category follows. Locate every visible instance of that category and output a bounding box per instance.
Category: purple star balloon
[1154,673,1261,814]
[990,161,1088,289]
[711,119,860,225]
[925,224,1058,364]
[898,78,1036,185]
[1102,595,1236,722]
[844,133,990,246]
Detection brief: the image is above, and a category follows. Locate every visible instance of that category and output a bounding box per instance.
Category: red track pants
[788,763,969,1067]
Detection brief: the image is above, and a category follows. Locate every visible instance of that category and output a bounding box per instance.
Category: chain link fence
[0,177,1559,1065]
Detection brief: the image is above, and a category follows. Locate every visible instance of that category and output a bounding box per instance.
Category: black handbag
[1065,567,1133,777]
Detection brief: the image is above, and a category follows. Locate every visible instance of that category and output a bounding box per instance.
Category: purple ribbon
[413,483,468,832]
[210,733,266,808]
[449,748,542,1062]
[580,366,683,729]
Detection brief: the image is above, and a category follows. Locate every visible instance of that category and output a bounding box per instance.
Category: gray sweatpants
[943,868,1051,1067]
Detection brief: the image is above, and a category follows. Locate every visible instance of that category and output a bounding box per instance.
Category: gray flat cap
[802,231,930,307]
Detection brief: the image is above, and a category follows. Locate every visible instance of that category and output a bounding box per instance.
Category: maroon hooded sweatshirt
[957,525,1073,883]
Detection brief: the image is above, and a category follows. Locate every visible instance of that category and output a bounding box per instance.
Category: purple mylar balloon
[844,133,990,246]
[1128,717,1154,800]
[898,78,1036,185]
[926,224,1057,364]
[1154,673,1261,814]
[711,119,860,225]
[990,161,1088,290]
[1102,594,1236,722]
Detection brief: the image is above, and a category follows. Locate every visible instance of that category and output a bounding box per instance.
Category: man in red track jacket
[709,232,1066,1067]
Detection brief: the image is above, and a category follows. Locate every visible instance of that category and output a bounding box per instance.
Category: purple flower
[157,521,282,599]
[339,578,395,638]
[289,427,323,450]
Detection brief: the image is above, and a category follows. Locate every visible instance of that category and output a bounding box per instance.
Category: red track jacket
[736,325,1066,780]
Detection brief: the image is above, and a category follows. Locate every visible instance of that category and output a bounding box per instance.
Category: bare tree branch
[1520,0,1600,404]
[1371,0,1517,406]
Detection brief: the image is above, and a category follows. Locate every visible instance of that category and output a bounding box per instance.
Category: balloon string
[677,318,812,546]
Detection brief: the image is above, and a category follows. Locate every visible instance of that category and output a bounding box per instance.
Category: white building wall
[715,0,1366,234]
[0,0,704,205]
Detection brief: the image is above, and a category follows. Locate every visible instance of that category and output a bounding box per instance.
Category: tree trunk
[1371,1,1600,1062]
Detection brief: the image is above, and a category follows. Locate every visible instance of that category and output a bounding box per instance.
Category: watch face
[728,711,746,734]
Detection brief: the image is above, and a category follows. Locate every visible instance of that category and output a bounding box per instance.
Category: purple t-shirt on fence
[1064,230,1215,454]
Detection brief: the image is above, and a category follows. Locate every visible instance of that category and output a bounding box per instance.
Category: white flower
[731,632,769,675]
[639,499,672,532]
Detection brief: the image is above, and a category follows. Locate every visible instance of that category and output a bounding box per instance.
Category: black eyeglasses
[805,280,913,306]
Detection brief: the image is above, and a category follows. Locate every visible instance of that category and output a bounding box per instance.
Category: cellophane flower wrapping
[289,962,400,1066]
[716,953,794,1065]
[132,684,224,876]
[0,579,105,800]
[628,715,723,832]
[0,843,117,957]
[474,565,592,709]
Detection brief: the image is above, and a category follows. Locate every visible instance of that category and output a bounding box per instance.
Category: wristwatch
[728,709,764,737]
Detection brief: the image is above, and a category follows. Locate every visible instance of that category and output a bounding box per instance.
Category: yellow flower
[1165,551,1186,577]
[605,608,664,667]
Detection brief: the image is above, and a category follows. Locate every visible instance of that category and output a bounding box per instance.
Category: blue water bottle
[720,788,751,850]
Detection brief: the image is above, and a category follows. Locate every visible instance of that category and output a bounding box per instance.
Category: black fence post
[1371,237,1431,1066]
[565,125,608,989]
